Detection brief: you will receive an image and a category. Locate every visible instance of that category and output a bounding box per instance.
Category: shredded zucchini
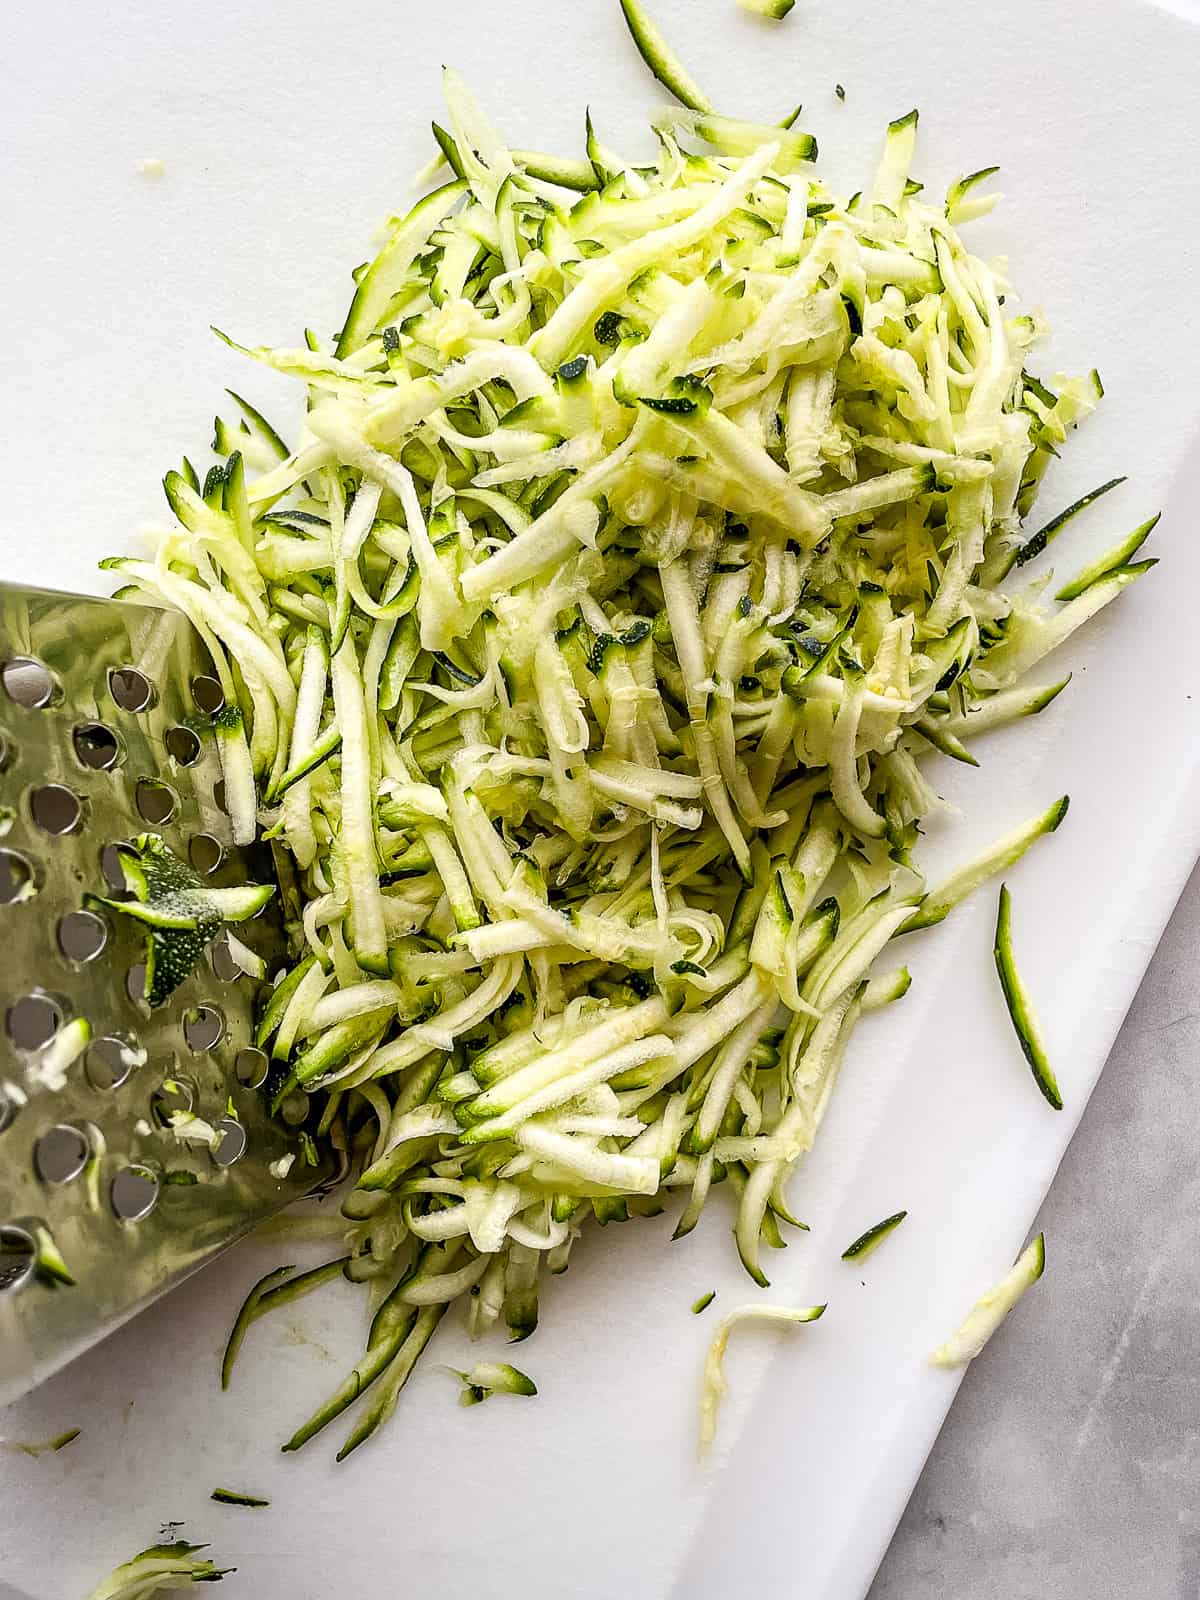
[110,30,1149,1457]
[2,1427,80,1457]
[931,1232,1045,1366]
[27,1017,91,1093]
[86,1542,233,1598]
[700,1301,825,1449]
[841,1209,907,1260]
[619,0,715,112]
[450,1359,538,1405]
[211,1487,270,1507]
[90,833,273,1006]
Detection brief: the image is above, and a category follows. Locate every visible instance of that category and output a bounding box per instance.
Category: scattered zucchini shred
[841,1209,907,1261]
[221,1264,297,1389]
[993,883,1062,1108]
[618,0,715,111]
[211,1487,271,1507]
[931,1232,1045,1367]
[85,1542,233,1598]
[692,1289,717,1314]
[222,1258,349,1389]
[1055,512,1159,603]
[700,1302,825,1450]
[450,1360,538,1405]
[2,1427,80,1457]
[1011,474,1126,571]
[109,20,1148,1459]
[737,0,796,17]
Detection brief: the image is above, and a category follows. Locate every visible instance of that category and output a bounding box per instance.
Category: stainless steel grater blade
[0,582,319,1407]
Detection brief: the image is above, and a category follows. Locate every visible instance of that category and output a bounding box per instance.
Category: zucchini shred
[110,47,1155,1459]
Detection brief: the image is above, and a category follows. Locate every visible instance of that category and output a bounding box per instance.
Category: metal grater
[0,582,318,1408]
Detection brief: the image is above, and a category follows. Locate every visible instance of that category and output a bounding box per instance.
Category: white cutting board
[3,0,1200,1595]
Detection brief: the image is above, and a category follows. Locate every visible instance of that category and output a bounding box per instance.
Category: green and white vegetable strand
[448,1359,538,1405]
[211,1487,271,1508]
[737,0,797,19]
[993,883,1062,1109]
[111,42,1153,1457]
[841,1209,907,1261]
[931,1232,1046,1367]
[86,1542,233,1599]
[700,1300,826,1449]
[1,1426,80,1457]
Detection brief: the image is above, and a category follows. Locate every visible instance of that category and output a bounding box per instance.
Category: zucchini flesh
[700,1301,825,1449]
[931,1233,1045,1366]
[902,798,1069,933]
[1056,513,1159,602]
[451,1360,538,1405]
[86,1542,234,1598]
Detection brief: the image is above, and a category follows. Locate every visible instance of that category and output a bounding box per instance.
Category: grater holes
[30,784,83,836]
[73,722,121,771]
[7,993,62,1051]
[0,1086,17,1134]
[235,1047,269,1089]
[0,728,12,771]
[280,1091,309,1126]
[86,1035,138,1091]
[0,848,38,904]
[150,1077,194,1128]
[2,657,58,711]
[110,1165,159,1221]
[34,1124,89,1185]
[58,909,109,965]
[0,1225,35,1291]
[212,1117,247,1167]
[135,778,178,826]
[125,963,148,1007]
[165,726,202,767]
[183,1004,224,1052]
[209,934,239,983]
[189,834,224,875]
[190,675,225,716]
[213,779,228,814]
[100,842,133,898]
[108,667,154,713]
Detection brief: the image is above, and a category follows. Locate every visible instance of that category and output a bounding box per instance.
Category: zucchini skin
[841,1209,907,1261]
[993,884,1063,1110]
[618,0,716,112]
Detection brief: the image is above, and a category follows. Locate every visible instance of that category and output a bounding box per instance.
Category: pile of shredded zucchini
[108,48,1153,1457]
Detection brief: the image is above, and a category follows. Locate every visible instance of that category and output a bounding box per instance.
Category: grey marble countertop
[870,861,1200,1600]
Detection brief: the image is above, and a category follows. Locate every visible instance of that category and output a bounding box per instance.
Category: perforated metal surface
[0,583,314,1405]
